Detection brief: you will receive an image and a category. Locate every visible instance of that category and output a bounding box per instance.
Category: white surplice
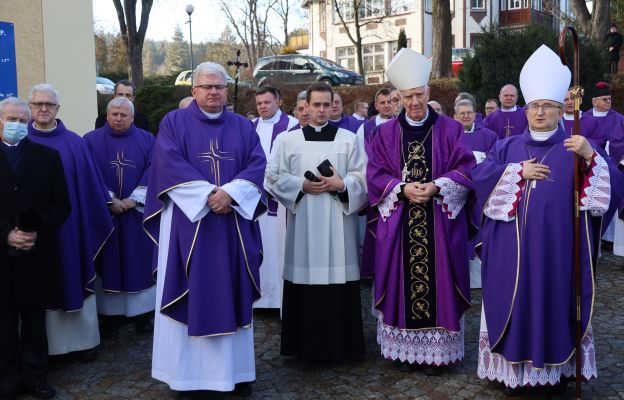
[46,295,100,355]
[152,179,261,391]
[253,110,297,308]
[265,126,368,285]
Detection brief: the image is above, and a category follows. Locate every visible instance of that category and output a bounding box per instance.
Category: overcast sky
[92,0,307,43]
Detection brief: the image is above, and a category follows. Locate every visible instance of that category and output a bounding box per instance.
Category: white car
[96,77,115,94]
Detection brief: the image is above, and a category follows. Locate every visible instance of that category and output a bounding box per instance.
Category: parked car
[253,55,364,87]
[175,70,237,86]
[452,48,475,77]
[96,76,115,94]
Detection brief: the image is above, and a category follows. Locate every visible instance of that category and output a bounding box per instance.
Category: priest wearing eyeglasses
[474,45,624,396]
[366,48,475,376]
[144,62,266,397]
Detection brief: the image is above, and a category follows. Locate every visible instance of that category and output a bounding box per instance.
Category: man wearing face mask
[26,84,113,362]
[0,97,70,400]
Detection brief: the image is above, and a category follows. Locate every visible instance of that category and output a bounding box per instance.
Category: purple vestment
[143,102,267,337]
[483,108,528,140]
[84,123,155,293]
[473,127,624,368]
[585,109,624,165]
[288,123,301,132]
[330,115,361,133]
[463,125,498,154]
[27,120,113,311]
[367,113,474,331]
[561,114,605,148]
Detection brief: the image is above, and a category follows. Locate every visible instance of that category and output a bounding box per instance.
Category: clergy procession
[2,38,624,400]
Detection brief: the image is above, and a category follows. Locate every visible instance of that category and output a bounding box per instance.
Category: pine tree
[397,28,408,52]
[165,25,191,73]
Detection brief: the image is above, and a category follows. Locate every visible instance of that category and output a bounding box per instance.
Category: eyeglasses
[194,84,228,91]
[390,98,400,104]
[30,102,58,109]
[456,111,475,117]
[526,103,561,112]
[597,97,611,102]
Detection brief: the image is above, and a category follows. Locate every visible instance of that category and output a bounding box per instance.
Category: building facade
[304,0,560,83]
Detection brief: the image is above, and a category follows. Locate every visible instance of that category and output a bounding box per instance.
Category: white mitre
[519,45,571,104]
[386,48,432,90]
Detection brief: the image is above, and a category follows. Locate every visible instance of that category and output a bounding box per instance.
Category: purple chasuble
[463,125,498,154]
[473,127,624,367]
[288,123,301,132]
[329,115,360,133]
[483,108,528,140]
[367,111,474,331]
[585,108,624,165]
[474,112,484,125]
[27,119,113,311]
[253,111,290,215]
[84,123,155,293]
[143,102,267,337]
[562,114,605,148]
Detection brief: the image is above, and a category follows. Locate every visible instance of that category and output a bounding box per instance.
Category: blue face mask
[2,120,29,144]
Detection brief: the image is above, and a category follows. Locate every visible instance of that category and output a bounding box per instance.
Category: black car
[254,55,364,86]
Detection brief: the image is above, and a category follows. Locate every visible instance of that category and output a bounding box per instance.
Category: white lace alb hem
[484,163,523,222]
[433,177,469,220]
[377,316,464,366]
[477,329,597,388]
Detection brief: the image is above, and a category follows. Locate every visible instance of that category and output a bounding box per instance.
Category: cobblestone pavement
[33,251,624,399]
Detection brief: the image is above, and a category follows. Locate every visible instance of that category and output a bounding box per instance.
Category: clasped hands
[109,198,137,214]
[302,166,344,195]
[7,228,37,251]
[208,187,233,215]
[522,136,594,181]
[403,182,439,204]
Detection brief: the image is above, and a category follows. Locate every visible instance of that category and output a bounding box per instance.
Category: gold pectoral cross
[504,118,514,138]
[197,139,235,186]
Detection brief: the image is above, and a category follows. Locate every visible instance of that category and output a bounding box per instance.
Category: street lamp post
[185,4,195,86]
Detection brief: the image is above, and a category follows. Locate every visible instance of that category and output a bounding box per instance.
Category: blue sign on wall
[0,21,18,100]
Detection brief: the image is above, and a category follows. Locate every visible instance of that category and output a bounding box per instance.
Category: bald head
[499,84,519,109]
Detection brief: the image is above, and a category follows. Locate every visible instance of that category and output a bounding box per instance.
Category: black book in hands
[316,159,338,196]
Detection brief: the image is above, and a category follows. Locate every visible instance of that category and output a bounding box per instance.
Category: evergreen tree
[459,25,606,111]
[165,25,191,73]
[397,28,408,52]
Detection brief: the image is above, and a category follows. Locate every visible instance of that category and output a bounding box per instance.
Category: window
[336,47,356,71]
[258,61,275,71]
[333,0,386,22]
[333,0,355,22]
[508,0,521,9]
[531,0,541,10]
[470,33,483,48]
[425,0,433,14]
[363,43,385,72]
[471,0,485,10]
[391,38,412,56]
[320,1,326,31]
[274,59,293,70]
[292,57,314,70]
[389,0,415,14]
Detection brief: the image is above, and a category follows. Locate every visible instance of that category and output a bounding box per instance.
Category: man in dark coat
[606,23,623,74]
[0,97,70,400]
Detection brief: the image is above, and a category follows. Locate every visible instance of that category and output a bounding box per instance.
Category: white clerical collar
[352,113,365,121]
[308,122,328,132]
[529,127,558,141]
[200,108,223,119]
[260,109,281,124]
[592,109,608,117]
[405,109,429,127]
[464,123,475,133]
[329,117,342,123]
[33,120,58,132]
[563,111,583,120]
[501,105,518,112]
[375,115,390,125]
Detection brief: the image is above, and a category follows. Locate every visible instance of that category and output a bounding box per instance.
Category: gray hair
[454,99,475,114]
[0,97,32,120]
[193,62,228,85]
[296,90,307,102]
[107,96,135,115]
[29,83,61,104]
[455,92,477,108]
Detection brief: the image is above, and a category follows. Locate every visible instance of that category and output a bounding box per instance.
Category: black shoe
[80,346,98,362]
[134,319,154,334]
[502,386,522,397]
[26,383,56,399]
[398,361,419,373]
[233,382,253,398]
[422,365,447,376]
